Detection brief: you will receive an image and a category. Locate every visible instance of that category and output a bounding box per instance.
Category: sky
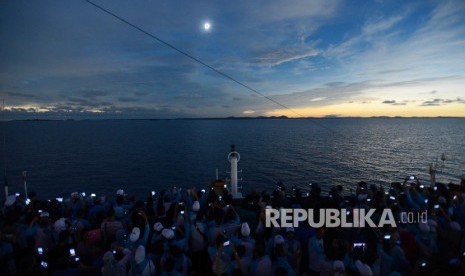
[1,0,465,119]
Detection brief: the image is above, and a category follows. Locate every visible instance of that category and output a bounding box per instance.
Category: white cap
[103,251,115,265]
[54,218,67,233]
[192,201,200,212]
[4,195,16,207]
[130,227,141,242]
[116,189,125,196]
[153,222,163,232]
[40,211,50,218]
[134,245,145,264]
[241,222,250,237]
[355,260,373,276]
[450,221,461,231]
[162,228,175,240]
[274,235,285,246]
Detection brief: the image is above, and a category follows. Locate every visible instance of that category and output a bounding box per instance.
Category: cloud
[420,98,465,106]
[382,100,406,106]
[250,46,319,67]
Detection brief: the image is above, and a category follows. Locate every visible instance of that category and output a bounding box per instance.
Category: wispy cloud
[382,100,406,106]
[420,98,465,106]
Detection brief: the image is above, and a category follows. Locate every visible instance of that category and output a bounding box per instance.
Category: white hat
[333,260,345,271]
[130,227,141,242]
[54,218,67,233]
[162,228,175,240]
[355,260,373,276]
[241,222,250,237]
[418,222,430,234]
[153,222,164,232]
[192,201,200,212]
[274,235,285,246]
[450,221,461,231]
[102,251,115,265]
[134,245,145,264]
[116,189,125,196]
[4,195,16,207]
[40,211,50,218]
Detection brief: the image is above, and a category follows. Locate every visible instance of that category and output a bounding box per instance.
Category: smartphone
[201,189,206,193]
[56,197,63,202]
[219,196,222,200]
[41,261,48,268]
[38,247,43,255]
[424,199,428,203]
[434,204,439,209]
[409,176,415,180]
[171,226,176,230]
[15,193,20,197]
[421,262,427,267]
[224,184,227,188]
[25,198,31,205]
[223,241,230,246]
[353,242,365,248]
[434,186,437,191]
[390,196,396,200]
[346,210,350,215]
[419,185,424,189]
[151,191,155,196]
[113,250,117,254]
[384,235,391,240]
[69,248,75,256]
[180,210,184,215]
[75,257,80,262]
[91,193,96,197]
[81,192,86,197]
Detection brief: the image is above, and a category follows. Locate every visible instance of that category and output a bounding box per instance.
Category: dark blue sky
[1,0,464,119]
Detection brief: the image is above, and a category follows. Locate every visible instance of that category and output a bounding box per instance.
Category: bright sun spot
[203,22,211,31]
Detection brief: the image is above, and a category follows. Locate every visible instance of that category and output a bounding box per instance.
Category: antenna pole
[2,99,8,199]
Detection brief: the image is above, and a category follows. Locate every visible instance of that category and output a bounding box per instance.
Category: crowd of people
[1,177,465,275]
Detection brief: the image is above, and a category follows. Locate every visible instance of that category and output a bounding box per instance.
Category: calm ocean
[1,118,464,199]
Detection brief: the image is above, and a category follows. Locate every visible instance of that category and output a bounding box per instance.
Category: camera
[38,247,43,255]
[69,248,75,256]
[223,241,230,246]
